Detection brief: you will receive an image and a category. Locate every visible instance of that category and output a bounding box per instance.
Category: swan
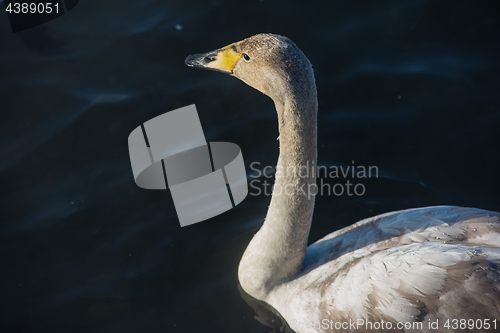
[185,33,500,332]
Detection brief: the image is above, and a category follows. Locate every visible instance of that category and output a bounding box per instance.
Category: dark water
[1,0,499,332]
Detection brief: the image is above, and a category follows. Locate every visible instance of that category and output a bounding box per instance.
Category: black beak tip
[184,51,227,73]
[185,54,197,67]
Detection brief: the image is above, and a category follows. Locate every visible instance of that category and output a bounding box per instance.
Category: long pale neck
[239,86,318,300]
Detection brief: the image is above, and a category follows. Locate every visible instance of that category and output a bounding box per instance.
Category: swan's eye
[243,53,250,61]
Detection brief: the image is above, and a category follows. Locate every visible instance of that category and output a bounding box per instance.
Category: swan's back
[268,206,500,333]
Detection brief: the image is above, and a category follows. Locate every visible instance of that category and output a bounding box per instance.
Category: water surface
[1,0,499,332]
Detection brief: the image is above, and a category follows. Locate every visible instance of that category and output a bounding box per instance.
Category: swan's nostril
[204,56,216,62]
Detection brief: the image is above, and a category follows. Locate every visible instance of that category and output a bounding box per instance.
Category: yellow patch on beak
[207,44,242,74]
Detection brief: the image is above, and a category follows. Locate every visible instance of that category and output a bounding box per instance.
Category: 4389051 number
[5,2,60,14]
[444,318,497,330]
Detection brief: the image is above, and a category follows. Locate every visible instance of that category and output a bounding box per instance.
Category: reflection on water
[0,0,499,332]
[238,285,295,333]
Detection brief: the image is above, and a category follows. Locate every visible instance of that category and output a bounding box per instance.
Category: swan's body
[186,34,500,332]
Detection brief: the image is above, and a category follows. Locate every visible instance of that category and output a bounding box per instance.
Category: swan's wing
[305,206,500,268]
[269,206,500,333]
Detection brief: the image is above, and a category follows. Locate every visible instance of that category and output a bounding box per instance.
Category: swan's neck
[239,88,318,300]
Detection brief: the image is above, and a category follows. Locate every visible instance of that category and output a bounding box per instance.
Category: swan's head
[185,33,316,105]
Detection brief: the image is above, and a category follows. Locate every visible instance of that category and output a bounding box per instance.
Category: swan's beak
[185,44,241,75]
